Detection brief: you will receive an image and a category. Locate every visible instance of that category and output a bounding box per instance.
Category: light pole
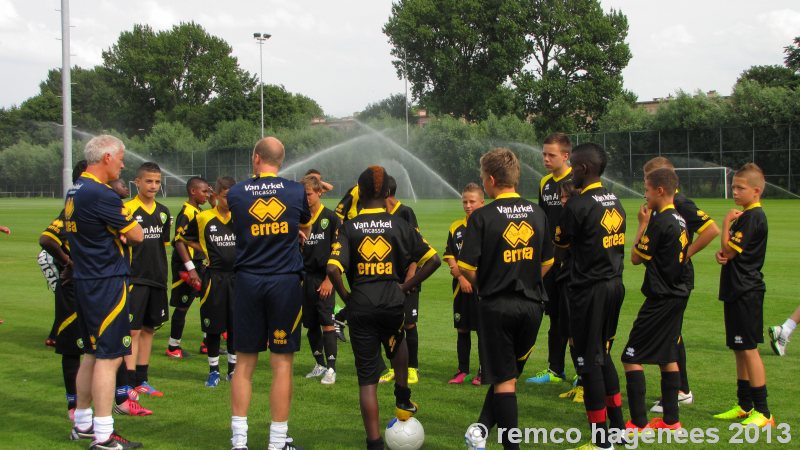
[253,32,272,137]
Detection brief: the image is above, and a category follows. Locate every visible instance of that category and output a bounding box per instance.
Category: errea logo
[600,208,624,234]
[502,222,534,248]
[358,236,392,261]
[249,197,286,222]
[273,329,288,345]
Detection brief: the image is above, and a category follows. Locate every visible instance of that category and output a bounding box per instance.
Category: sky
[0,0,798,118]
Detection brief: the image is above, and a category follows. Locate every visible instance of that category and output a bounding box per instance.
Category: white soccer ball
[385,417,425,450]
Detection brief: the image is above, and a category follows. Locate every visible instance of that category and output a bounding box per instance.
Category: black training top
[458,193,553,301]
[302,205,341,274]
[556,182,626,289]
[635,204,690,299]
[719,203,768,302]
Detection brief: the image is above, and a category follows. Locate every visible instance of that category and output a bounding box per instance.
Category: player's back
[227,173,310,274]
[559,182,625,289]
[459,194,552,301]
[66,174,134,279]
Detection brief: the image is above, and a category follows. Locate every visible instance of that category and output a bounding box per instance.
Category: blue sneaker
[525,368,566,384]
[206,371,220,387]
[134,381,163,397]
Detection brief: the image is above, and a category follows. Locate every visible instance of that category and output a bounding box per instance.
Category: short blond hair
[643,156,674,175]
[480,148,519,189]
[734,163,765,190]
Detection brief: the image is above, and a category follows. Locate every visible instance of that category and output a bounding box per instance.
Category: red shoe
[45,338,56,347]
[448,370,469,384]
[165,347,186,359]
[646,417,682,431]
[222,331,228,341]
[625,419,647,437]
[199,342,208,354]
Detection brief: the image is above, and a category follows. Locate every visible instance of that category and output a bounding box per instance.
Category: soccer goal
[674,166,732,198]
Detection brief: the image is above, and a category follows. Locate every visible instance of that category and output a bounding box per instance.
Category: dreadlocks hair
[357,165,390,201]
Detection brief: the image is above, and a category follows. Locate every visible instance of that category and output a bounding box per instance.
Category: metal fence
[4,124,799,199]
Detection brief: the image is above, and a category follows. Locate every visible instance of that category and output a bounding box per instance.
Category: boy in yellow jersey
[178,177,238,386]
[124,162,171,397]
[444,182,484,385]
[713,163,775,427]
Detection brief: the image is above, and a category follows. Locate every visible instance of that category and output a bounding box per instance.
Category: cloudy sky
[0,0,798,117]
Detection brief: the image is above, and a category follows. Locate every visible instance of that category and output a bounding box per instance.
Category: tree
[596,95,653,132]
[650,90,728,130]
[102,22,258,136]
[514,0,631,134]
[785,36,800,73]
[384,0,529,120]
[358,94,409,121]
[737,65,800,90]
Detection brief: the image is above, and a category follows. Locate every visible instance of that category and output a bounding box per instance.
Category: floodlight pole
[254,32,272,138]
[404,51,409,146]
[61,0,72,198]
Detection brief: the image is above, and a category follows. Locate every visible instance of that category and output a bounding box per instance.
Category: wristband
[184,261,196,271]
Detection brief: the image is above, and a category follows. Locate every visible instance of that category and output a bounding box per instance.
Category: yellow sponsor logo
[503,221,534,247]
[249,197,286,222]
[604,233,625,249]
[357,236,393,275]
[600,208,624,234]
[502,222,534,263]
[273,329,288,345]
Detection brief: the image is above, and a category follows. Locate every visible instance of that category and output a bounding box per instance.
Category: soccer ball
[385,417,425,450]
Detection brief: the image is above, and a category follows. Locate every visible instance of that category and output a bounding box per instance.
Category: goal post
[673,166,731,199]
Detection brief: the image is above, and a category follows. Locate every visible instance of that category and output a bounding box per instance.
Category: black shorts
[569,279,624,374]
[200,270,235,334]
[55,280,82,356]
[452,281,479,330]
[621,296,687,365]
[348,300,405,386]
[724,291,764,350]
[74,276,132,359]
[477,294,544,385]
[234,271,303,354]
[302,272,335,329]
[404,290,420,325]
[169,265,205,308]
[128,284,168,330]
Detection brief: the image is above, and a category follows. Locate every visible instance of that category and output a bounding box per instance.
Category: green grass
[0,197,797,449]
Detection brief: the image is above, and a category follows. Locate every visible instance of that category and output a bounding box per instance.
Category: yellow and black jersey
[66,173,137,280]
[41,209,70,270]
[719,203,767,302]
[457,193,554,301]
[124,197,171,288]
[302,205,341,274]
[335,185,361,221]
[444,217,467,261]
[539,167,573,240]
[171,202,205,280]
[227,172,311,274]
[328,208,436,289]
[180,207,236,272]
[555,182,625,289]
[389,201,419,230]
[634,204,690,299]
[672,192,714,289]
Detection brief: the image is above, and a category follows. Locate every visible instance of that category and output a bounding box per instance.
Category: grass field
[0,196,797,449]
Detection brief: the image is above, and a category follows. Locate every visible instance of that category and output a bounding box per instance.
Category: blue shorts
[74,276,132,359]
[234,272,302,354]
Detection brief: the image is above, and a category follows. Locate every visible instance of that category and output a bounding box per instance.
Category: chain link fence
[3,124,798,199]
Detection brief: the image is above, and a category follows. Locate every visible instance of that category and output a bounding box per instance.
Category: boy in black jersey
[713,163,775,427]
[458,148,554,450]
[178,177,237,387]
[300,175,342,385]
[528,132,575,387]
[166,176,212,359]
[444,183,484,385]
[327,166,440,450]
[555,143,625,450]
[125,162,171,397]
[642,157,719,413]
[380,175,423,384]
[623,168,690,434]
